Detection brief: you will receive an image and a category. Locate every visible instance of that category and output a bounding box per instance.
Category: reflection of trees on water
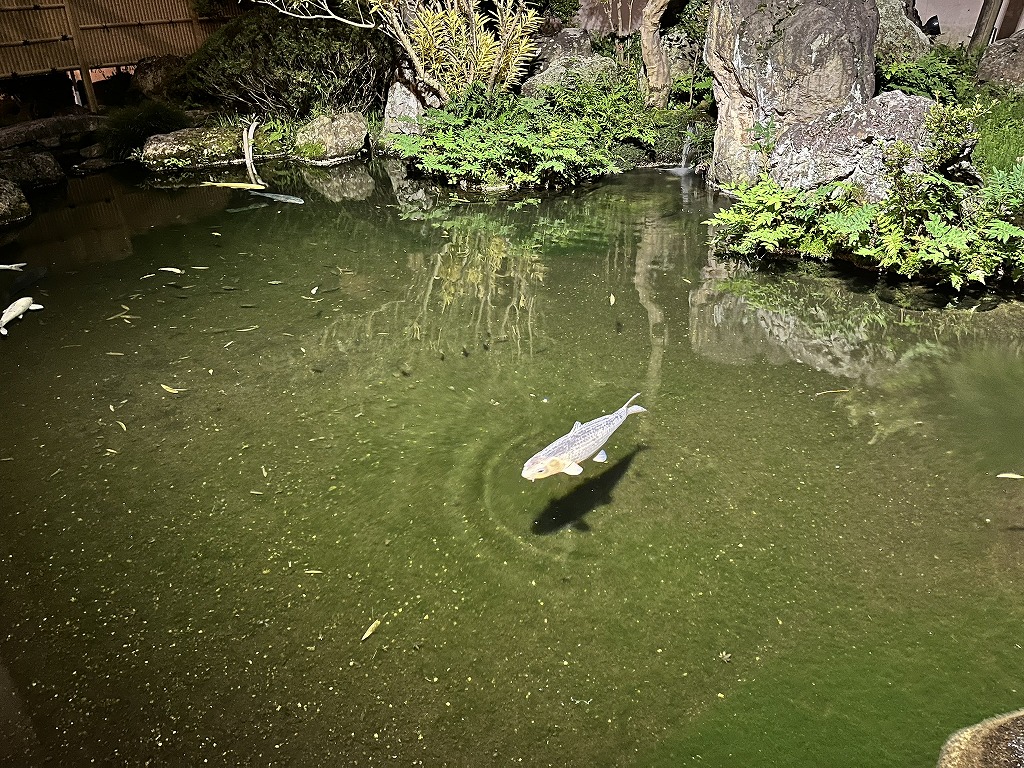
[633,213,671,406]
[406,226,545,354]
[309,169,718,379]
[312,212,547,368]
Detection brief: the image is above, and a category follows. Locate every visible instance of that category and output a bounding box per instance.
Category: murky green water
[1,165,1022,766]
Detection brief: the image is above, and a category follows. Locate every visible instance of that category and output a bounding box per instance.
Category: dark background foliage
[181,8,400,117]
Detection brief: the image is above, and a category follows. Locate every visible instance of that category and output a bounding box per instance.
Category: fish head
[521,456,568,481]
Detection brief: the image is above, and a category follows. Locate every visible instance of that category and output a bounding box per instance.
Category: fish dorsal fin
[569,421,583,433]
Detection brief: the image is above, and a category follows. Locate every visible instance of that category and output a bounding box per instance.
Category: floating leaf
[996,472,1024,479]
[361,618,382,641]
[160,384,179,393]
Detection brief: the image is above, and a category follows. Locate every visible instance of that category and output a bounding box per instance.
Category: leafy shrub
[542,0,581,23]
[181,8,399,117]
[877,44,979,103]
[973,93,1024,175]
[101,100,192,159]
[706,103,1024,290]
[378,0,541,104]
[392,72,662,189]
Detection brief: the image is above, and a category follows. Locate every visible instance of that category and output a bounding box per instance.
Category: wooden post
[60,0,98,111]
[969,0,1007,55]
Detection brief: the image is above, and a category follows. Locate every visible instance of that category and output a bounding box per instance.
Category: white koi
[0,297,43,336]
[0,263,27,271]
[522,393,646,481]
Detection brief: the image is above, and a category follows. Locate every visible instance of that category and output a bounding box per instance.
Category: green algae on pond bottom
[0,167,1021,766]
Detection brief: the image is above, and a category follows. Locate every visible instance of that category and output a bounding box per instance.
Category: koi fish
[250,191,304,204]
[522,393,646,481]
[1,297,43,336]
[0,263,26,271]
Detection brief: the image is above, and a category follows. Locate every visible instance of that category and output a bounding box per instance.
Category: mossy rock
[140,126,241,171]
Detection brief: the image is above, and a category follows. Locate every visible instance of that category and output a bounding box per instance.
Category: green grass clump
[101,101,192,159]
[877,44,979,103]
[973,94,1024,175]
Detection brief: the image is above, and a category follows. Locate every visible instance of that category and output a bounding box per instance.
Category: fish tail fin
[627,405,647,415]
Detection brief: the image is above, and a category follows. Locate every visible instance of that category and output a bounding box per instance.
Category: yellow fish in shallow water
[522,393,646,481]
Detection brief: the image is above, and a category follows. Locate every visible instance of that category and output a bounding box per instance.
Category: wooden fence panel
[0,0,236,78]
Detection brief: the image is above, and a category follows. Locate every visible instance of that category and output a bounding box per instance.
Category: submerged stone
[936,708,1024,768]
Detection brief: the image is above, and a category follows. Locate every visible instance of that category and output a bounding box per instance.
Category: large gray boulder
[936,708,1024,768]
[875,0,931,63]
[533,28,593,74]
[294,113,368,162]
[382,67,444,138]
[140,127,240,171]
[662,25,705,81]
[132,55,185,102]
[705,0,879,186]
[769,90,939,201]
[521,54,617,97]
[0,114,105,152]
[976,29,1024,88]
[0,150,64,189]
[0,178,31,227]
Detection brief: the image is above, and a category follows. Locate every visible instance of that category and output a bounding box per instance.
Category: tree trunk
[969,0,1005,54]
[640,0,671,108]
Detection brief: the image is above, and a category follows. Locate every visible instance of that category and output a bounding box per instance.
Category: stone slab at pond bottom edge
[936,707,1024,768]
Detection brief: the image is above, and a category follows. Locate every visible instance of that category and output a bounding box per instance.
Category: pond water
[1,164,1022,766]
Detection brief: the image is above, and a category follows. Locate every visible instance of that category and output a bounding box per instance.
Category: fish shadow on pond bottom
[531,446,646,535]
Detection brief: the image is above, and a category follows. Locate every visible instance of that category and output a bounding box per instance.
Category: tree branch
[252,0,376,29]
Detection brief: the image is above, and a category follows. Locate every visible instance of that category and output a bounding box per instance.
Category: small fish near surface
[1,297,43,336]
[250,191,304,205]
[0,263,27,271]
[522,393,646,481]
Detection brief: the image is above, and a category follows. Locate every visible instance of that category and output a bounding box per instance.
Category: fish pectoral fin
[563,462,584,475]
[593,450,608,463]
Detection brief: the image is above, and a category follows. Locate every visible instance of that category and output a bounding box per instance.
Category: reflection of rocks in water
[382,159,443,215]
[689,277,897,384]
[301,163,375,202]
[3,174,230,269]
[690,258,1024,447]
